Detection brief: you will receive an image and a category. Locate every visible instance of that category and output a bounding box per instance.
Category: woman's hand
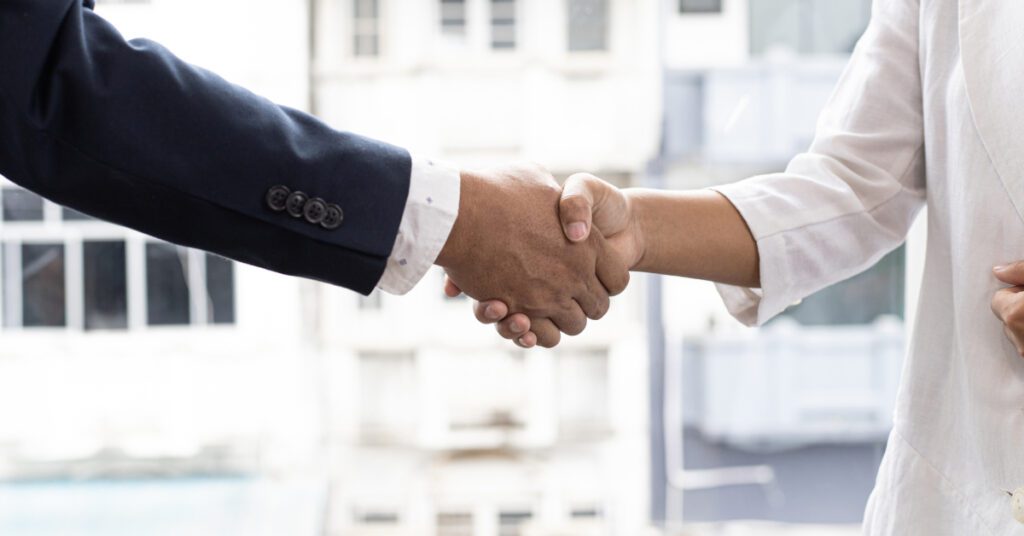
[991,262,1024,357]
[447,173,643,348]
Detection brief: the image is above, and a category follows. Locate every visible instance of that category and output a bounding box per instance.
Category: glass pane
[22,244,65,327]
[62,206,96,222]
[146,243,190,326]
[498,511,532,536]
[680,0,722,13]
[441,0,467,36]
[568,0,607,52]
[775,246,905,325]
[750,0,870,56]
[437,512,473,536]
[2,188,44,222]
[84,241,128,330]
[491,0,516,49]
[356,510,399,524]
[205,253,235,325]
[354,0,378,18]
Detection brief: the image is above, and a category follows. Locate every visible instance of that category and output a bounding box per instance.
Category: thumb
[994,261,1024,286]
[559,173,598,242]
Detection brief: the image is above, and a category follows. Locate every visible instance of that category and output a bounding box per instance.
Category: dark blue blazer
[0,0,412,294]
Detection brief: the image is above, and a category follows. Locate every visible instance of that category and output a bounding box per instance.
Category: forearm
[628,189,760,288]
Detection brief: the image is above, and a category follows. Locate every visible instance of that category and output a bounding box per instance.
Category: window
[679,0,722,13]
[62,207,95,221]
[21,244,66,327]
[498,510,532,536]
[354,509,400,525]
[84,241,128,330]
[491,0,516,49]
[570,506,602,519]
[0,183,235,330]
[205,253,235,325]
[444,352,526,430]
[568,0,608,52]
[437,512,473,536]
[749,0,871,56]
[353,0,380,57]
[2,187,44,222]
[556,350,609,436]
[441,0,467,37]
[146,242,191,326]
[775,246,905,325]
[359,352,417,442]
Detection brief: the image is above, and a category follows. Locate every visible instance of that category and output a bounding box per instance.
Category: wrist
[623,189,651,271]
[436,170,484,269]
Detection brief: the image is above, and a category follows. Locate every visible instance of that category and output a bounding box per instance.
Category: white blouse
[713,0,1024,533]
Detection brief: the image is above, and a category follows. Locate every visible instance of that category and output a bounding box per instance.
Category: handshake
[435,163,644,349]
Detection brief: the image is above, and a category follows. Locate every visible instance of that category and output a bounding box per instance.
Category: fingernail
[510,322,524,334]
[484,304,501,320]
[995,264,1009,272]
[567,222,587,241]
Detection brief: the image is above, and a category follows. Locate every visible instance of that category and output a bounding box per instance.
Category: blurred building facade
[0,0,926,535]
[0,0,654,535]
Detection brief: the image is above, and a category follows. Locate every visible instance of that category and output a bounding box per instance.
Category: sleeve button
[303,197,328,224]
[320,203,344,230]
[265,185,291,212]
[285,191,309,218]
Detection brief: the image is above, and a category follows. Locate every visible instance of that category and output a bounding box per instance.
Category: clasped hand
[439,167,640,348]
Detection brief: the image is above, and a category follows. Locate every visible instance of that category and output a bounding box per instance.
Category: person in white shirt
[455,0,1024,532]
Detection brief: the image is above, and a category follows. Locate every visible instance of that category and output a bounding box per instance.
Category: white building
[0,1,657,535]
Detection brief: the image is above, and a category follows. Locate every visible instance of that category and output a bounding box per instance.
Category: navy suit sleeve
[0,0,412,294]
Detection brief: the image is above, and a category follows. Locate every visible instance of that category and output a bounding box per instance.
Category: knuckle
[1005,306,1024,328]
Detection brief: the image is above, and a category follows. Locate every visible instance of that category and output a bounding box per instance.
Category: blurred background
[0,0,925,534]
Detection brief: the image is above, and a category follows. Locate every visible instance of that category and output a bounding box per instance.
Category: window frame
[351,0,382,58]
[0,178,235,332]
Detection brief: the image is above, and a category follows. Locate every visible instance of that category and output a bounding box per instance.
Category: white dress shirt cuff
[376,156,461,295]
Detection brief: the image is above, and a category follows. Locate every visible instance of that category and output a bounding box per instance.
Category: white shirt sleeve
[710,0,925,327]
[376,155,461,295]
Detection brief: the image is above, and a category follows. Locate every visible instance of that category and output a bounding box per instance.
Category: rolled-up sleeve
[711,0,926,326]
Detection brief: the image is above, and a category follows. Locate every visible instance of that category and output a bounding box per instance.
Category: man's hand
[436,166,629,348]
[448,172,642,347]
[991,262,1024,358]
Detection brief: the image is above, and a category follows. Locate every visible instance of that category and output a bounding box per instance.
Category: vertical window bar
[126,236,146,330]
[65,237,84,330]
[42,200,62,226]
[2,241,22,328]
[188,248,208,325]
